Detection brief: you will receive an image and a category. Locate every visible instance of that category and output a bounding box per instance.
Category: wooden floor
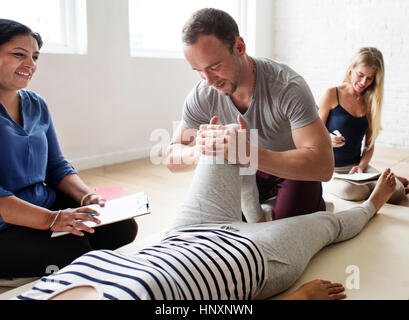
[79,146,409,241]
[1,146,408,298]
[79,157,195,241]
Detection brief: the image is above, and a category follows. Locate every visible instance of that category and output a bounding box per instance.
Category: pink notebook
[94,186,123,200]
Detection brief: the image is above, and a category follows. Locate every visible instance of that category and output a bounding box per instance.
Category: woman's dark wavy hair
[0,18,43,49]
[182,8,239,52]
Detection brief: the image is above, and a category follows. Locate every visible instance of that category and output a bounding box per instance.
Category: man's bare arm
[256,118,334,181]
[166,124,200,173]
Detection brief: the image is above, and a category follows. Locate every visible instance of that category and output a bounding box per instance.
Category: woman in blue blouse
[0,19,137,278]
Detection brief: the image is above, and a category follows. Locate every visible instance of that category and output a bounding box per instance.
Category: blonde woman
[318,47,408,203]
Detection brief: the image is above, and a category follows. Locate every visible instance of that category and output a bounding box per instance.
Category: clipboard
[51,192,150,238]
[332,172,380,185]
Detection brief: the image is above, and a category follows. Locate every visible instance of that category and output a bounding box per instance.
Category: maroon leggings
[256,171,326,220]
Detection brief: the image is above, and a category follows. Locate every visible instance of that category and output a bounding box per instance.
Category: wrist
[44,210,60,230]
[358,164,367,171]
[187,145,200,164]
[80,192,96,206]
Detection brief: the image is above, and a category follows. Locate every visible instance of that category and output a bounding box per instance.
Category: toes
[330,293,347,300]
[385,171,397,185]
[325,282,346,297]
[328,286,345,294]
[325,282,343,288]
[378,168,391,182]
[390,175,397,186]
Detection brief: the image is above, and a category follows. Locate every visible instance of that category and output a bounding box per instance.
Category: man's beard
[223,82,237,96]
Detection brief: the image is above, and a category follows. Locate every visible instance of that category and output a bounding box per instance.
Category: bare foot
[281,279,346,300]
[396,175,409,187]
[368,168,397,212]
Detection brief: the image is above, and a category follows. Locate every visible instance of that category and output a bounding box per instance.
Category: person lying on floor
[14,149,397,300]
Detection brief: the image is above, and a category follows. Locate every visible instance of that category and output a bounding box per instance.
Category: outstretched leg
[281,170,396,300]
[170,155,243,230]
[242,169,396,299]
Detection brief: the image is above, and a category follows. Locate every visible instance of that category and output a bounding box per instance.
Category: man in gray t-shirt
[167,8,334,220]
[181,57,318,153]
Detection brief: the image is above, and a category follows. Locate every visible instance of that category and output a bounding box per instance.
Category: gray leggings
[169,156,376,299]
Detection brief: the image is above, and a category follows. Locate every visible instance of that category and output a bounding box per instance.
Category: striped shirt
[16,228,267,300]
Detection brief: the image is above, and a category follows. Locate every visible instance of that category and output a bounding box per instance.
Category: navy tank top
[326,88,368,167]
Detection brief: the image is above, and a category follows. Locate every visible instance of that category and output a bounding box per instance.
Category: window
[0,0,87,54]
[128,0,249,58]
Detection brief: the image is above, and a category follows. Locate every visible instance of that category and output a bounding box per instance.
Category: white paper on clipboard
[333,172,380,182]
[51,192,150,238]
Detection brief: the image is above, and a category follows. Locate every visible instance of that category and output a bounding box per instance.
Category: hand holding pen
[329,130,346,148]
[49,207,101,237]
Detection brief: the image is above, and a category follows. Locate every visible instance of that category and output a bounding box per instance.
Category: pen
[331,130,345,142]
[332,130,342,136]
[67,208,97,217]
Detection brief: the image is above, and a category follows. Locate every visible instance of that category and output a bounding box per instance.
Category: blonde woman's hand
[348,166,364,175]
[50,207,101,236]
[330,132,346,148]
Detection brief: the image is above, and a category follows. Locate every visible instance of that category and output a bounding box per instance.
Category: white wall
[247,0,275,58]
[28,0,198,170]
[28,0,408,172]
[271,0,409,149]
[26,0,276,171]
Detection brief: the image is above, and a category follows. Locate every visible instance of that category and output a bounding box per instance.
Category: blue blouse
[0,90,77,230]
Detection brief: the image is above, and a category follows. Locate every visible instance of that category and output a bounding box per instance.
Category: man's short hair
[182,8,240,52]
